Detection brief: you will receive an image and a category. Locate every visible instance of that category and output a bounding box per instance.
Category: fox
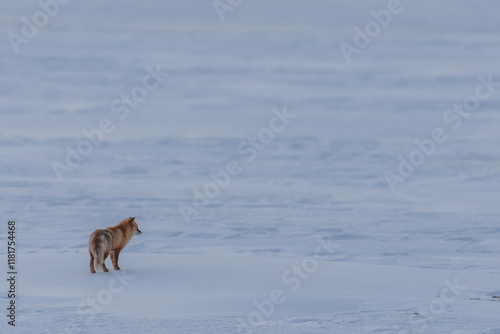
[89,217,142,273]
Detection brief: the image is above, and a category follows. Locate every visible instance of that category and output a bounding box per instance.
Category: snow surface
[2,0,500,333]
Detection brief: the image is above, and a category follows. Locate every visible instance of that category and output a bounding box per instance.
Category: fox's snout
[135,229,142,235]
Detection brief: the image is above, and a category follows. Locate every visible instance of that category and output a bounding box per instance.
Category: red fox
[89,217,142,273]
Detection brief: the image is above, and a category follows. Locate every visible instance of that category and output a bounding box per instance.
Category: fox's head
[129,217,143,236]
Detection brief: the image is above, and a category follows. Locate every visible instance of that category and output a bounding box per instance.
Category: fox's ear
[130,217,136,222]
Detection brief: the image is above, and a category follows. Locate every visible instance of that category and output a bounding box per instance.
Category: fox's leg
[113,249,122,270]
[110,250,119,270]
[90,252,96,274]
[102,250,110,272]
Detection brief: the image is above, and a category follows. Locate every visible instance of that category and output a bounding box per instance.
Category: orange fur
[89,217,142,273]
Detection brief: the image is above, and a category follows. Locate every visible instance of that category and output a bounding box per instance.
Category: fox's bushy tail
[92,238,105,270]
[91,230,111,271]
